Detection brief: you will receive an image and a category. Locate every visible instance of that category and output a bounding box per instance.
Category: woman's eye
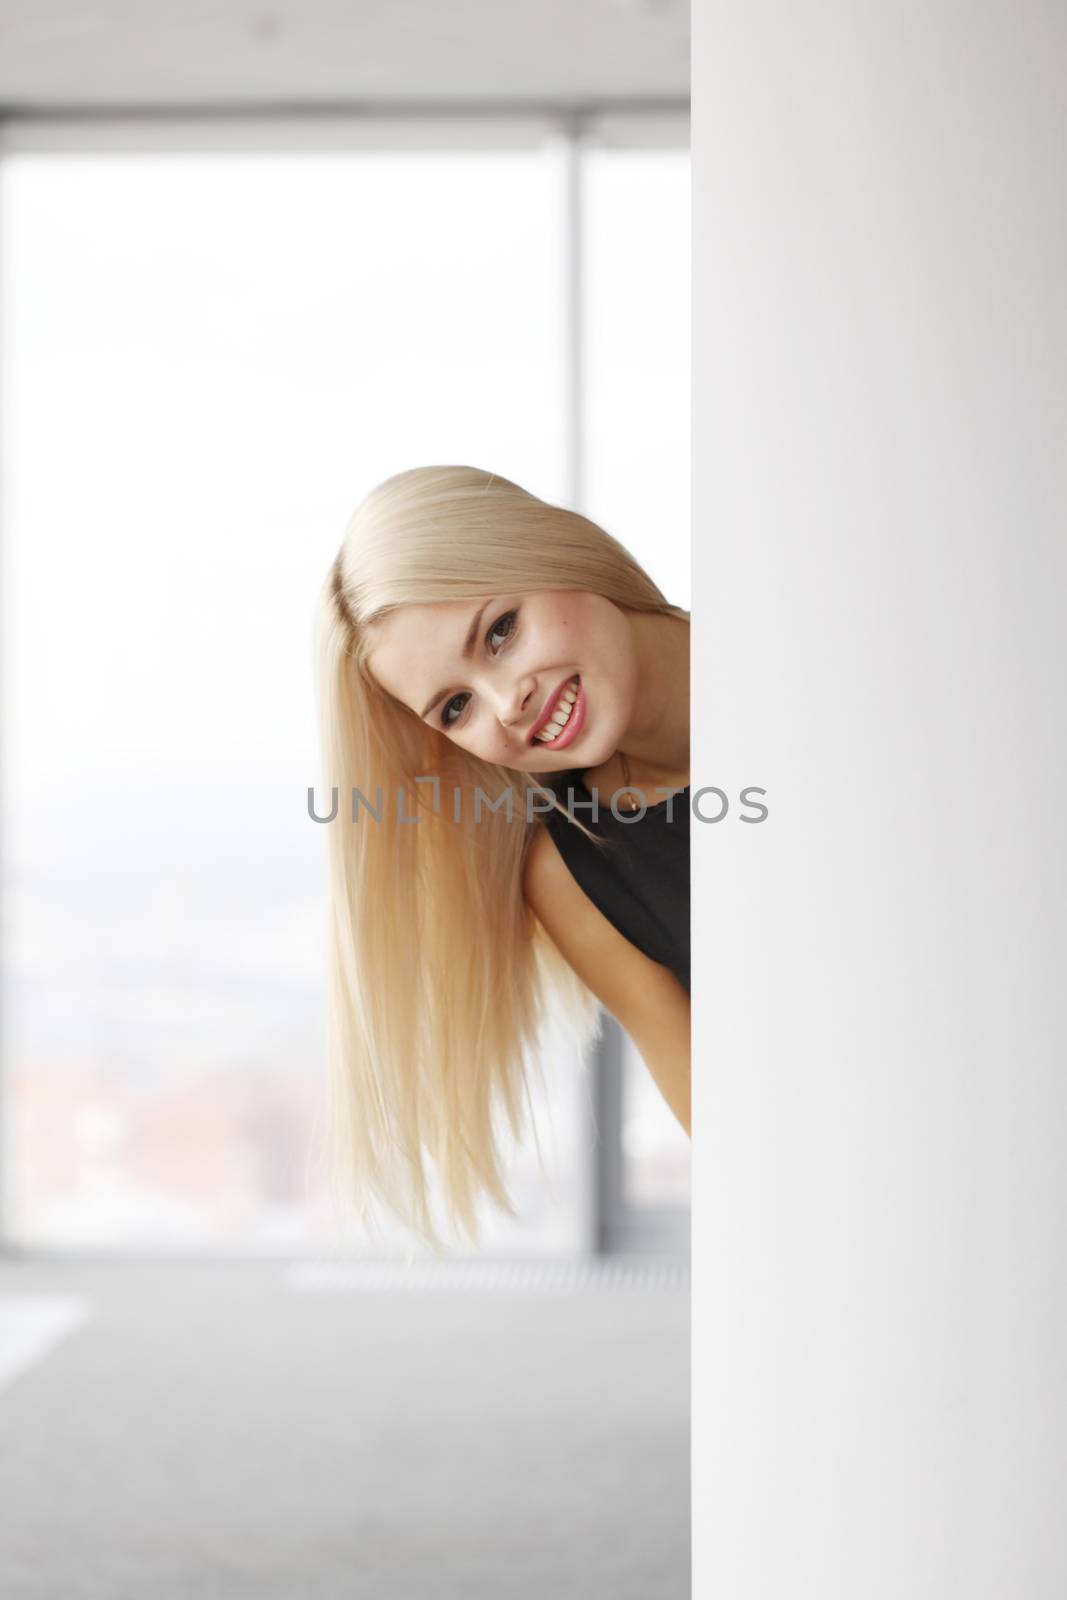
[440,693,470,729]
[439,609,518,729]
[487,610,517,650]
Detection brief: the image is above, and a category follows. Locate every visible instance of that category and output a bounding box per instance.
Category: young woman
[313,464,690,1246]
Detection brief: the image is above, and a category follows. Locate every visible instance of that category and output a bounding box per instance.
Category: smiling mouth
[532,675,581,743]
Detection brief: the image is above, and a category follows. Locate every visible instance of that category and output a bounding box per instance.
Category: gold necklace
[618,750,641,814]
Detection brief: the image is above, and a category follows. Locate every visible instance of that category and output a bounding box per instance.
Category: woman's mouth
[531,675,585,750]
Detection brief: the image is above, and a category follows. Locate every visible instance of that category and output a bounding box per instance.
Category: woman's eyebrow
[418,598,495,719]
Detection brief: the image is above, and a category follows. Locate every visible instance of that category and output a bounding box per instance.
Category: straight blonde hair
[312,464,689,1247]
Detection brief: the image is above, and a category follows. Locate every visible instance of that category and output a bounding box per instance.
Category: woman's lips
[530,676,586,751]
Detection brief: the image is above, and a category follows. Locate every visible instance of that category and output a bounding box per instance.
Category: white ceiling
[0,0,689,111]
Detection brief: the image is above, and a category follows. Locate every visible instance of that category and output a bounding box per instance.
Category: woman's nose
[494,678,533,728]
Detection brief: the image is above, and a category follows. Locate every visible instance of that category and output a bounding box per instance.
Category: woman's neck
[583,610,690,798]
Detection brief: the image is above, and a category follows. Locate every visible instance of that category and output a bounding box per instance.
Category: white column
[692,3,1067,1594]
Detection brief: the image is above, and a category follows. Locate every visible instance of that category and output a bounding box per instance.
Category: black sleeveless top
[542,768,691,995]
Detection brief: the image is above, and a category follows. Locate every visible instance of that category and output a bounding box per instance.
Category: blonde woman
[313,464,690,1247]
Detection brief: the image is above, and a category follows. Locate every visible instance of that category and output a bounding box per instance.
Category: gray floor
[0,1258,690,1599]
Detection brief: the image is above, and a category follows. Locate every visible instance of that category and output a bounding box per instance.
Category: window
[0,120,689,1254]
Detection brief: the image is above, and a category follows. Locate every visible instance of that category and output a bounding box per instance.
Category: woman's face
[365,589,637,772]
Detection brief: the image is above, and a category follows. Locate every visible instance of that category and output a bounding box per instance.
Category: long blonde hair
[312,464,688,1247]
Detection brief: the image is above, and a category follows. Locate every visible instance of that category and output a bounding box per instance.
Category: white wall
[692,3,1067,1594]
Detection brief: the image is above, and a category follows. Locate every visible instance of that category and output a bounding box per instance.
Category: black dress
[541,768,691,995]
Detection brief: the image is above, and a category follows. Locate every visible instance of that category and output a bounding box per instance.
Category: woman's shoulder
[522,822,689,1038]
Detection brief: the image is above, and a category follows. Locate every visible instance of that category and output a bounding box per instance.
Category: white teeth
[534,677,580,742]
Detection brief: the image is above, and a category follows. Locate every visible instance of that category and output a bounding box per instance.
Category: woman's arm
[523,825,691,1135]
